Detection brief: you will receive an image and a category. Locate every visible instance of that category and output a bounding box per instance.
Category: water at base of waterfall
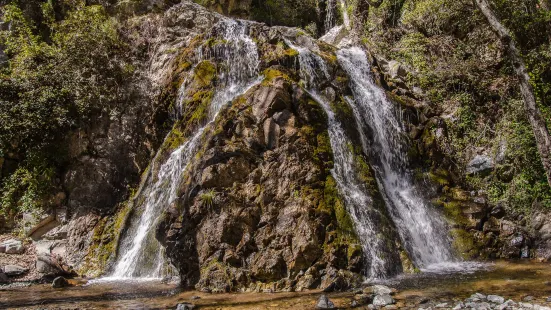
[104,18,261,280]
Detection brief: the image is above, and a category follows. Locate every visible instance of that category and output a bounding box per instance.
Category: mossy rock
[194,60,217,87]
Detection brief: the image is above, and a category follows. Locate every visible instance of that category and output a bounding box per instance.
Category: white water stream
[336,47,456,270]
[107,18,261,280]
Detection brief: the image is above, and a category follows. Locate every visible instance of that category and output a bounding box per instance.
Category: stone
[373,294,395,307]
[190,296,201,300]
[52,276,69,288]
[176,303,195,310]
[524,296,535,302]
[436,303,448,308]
[367,284,394,295]
[316,295,335,309]
[546,297,551,302]
[487,295,505,304]
[351,300,359,307]
[388,60,408,79]
[519,302,534,309]
[3,265,28,276]
[0,271,9,283]
[470,293,487,301]
[2,239,25,254]
[453,302,464,309]
[354,293,373,305]
[467,155,494,175]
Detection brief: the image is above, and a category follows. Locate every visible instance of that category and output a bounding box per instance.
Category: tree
[475,0,551,188]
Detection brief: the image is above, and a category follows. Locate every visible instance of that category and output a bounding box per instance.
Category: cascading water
[324,0,337,32]
[289,42,400,278]
[336,47,456,270]
[108,18,261,280]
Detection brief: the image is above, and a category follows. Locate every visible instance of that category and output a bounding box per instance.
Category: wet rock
[316,295,335,309]
[436,302,449,308]
[546,297,551,302]
[3,265,28,276]
[176,303,195,310]
[351,300,359,307]
[487,295,505,304]
[467,155,494,175]
[524,296,535,302]
[373,294,395,307]
[453,302,464,309]
[52,276,69,288]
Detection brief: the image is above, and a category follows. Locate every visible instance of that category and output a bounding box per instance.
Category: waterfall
[339,0,350,30]
[336,47,456,269]
[324,0,336,32]
[108,18,261,280]
[289,42,400,278]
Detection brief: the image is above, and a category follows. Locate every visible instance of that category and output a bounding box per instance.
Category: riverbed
[1,261,550,309]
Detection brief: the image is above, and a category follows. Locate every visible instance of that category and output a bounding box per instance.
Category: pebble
[436,302,448,308]
[190,296,201,300]
[524,296,535,301]
[547,297,551,302]
[488,295,505,304]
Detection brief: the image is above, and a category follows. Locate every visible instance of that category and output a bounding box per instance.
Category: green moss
[261,68,291,86]
[79,203,132,277]
[450,228,479,259]
[323,176,356,237]
[194,60,216,87]
[428,168,451,187]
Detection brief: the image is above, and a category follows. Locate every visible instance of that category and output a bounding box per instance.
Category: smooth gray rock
[52,276,69,288]
[3,265,28,276]
[373,294,395,307]
[1,239,24,254]
[316,295,336,309]
[524,296,535,302]
[488,295,505,304]
[467,155,494,175]
[436,302,448,308]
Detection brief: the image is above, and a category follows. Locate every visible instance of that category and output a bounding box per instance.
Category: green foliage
[0,2,130,214]
[200,189,216,208]
[0,165,54,216]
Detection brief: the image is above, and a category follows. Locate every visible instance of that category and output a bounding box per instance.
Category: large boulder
[36,254,76,278]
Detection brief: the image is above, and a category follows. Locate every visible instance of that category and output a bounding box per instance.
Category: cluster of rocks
[420,293,551,310]
[317,285,397,309]
[0,239,29,283]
